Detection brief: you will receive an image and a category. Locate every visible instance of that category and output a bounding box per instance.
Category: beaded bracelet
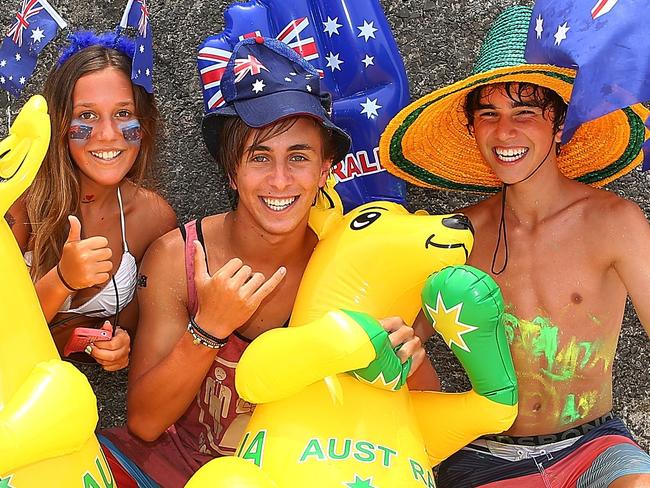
[187,317,229,349]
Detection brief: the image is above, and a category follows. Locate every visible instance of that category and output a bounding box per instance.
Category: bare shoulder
[121,182,178,258]
[579,186,650,259]
[144,225,185,265]
[129,184,177,229]
[580,186,647,229]
[457,194,501,231]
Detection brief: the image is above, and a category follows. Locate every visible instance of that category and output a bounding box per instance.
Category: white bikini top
[24,187,138,319]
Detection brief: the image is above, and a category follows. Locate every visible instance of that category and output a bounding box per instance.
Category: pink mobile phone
[63,324,112,357]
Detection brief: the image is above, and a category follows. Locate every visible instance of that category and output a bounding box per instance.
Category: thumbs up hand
[56,215,113,292]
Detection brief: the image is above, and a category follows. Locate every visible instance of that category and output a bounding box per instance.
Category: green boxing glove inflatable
[346,310,411,392]
[421,265,517,406]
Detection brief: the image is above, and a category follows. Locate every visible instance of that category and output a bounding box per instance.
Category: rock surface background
[1,0,648,451]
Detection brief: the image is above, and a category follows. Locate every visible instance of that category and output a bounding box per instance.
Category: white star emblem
[535,15,543,39]
[325,52,343,72]
[284,76,292,82]
[252,78,265,93]
[424,292,478,353]
[145,68,151,76]
[0,76,5,84]
[360,97,382,119]
[306,85,312,92]
[19,76,25,85]
[0,59,6,67]
[323,16,342,37]
[554,22,570,46]
[138,69,142,75]
[30,27,45,43]
[15,53,21,61]
[362,55,375,68]
[140,44,145,53]
[357,20,378,42]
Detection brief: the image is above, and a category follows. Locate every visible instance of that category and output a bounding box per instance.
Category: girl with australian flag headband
[5,0,176,445]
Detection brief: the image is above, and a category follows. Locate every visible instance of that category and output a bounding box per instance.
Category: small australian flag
[525,0,650,145]
[120,0,154,93]
[0,0,67,98]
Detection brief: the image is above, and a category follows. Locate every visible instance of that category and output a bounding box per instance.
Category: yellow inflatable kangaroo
[188,185,518,487]
[0,97,114,487]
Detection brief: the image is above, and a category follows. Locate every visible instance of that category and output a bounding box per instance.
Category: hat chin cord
[490,139,556,275]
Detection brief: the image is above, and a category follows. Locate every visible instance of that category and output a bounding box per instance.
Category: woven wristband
[188,317,229,349]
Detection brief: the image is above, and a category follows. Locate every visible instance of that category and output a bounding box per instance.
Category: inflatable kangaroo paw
[186,456,277,488]
[411,390,518,466]
[0,95,50,214]
[421,265,518,406]
[0,359,98,473]
[236,310,380,404]
[345,310,411,391]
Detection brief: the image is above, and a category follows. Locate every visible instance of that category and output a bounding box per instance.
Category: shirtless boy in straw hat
[380,5,650,487]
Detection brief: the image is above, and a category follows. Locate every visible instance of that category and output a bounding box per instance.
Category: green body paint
[560,391,598,425]
[503,313,604,382]
[560,394,581,424]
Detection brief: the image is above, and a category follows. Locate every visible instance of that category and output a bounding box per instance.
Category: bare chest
[468,218,626,325]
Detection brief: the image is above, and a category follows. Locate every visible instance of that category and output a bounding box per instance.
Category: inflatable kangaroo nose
[442,214,474,234]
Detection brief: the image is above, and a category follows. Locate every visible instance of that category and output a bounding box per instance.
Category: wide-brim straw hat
[379,5,649,193]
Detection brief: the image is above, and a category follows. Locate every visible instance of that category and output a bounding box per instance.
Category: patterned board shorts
[436,415,650,488]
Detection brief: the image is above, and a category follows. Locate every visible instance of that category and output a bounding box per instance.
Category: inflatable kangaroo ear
[0,95,50,215]
[309,174,344,239]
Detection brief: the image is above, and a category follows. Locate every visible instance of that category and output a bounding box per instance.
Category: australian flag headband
[57,30,135,66]
[56,0,155,94]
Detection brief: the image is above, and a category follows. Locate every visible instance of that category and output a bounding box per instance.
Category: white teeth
[262,196,297,211]
[495,147,528,162]
[91,150,122,161]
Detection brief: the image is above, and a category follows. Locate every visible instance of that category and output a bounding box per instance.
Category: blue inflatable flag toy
[525,0,650,144]
[197,0,409,211]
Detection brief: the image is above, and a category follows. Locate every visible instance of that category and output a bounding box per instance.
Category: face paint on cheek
[119,120,142,144]
[69,119,93,142]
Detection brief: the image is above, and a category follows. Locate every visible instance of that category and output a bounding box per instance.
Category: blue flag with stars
[525,0,650,144]
[119,0,153,93]
[197,0,410,211]
[0,0,66,98]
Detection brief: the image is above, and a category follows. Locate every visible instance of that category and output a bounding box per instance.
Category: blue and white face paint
[118,119,143,144]
[69,119,93,141]
[68,118,143,144]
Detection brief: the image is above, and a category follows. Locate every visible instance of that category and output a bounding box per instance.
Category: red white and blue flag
[198,17,320,111]
[0,0,66,97]
[120,0,154,93]
[525,0,650,146]
[197,0,410,210]
[198,45,232,109]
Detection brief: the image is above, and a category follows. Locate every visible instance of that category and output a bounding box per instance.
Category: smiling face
[68,67,141,187]
[232,116,331,237]
[469,83,564,185]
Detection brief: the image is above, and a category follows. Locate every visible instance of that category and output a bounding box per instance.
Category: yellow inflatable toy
[188,185,518,488]
[0,97,114,487]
